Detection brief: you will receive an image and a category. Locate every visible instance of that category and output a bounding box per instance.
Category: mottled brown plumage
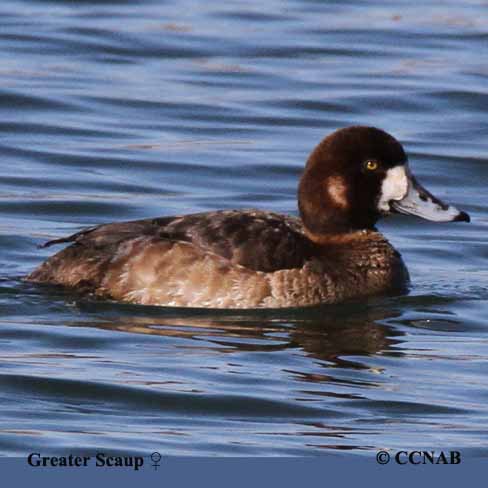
[27,210,408,308]
[26,126,469,309]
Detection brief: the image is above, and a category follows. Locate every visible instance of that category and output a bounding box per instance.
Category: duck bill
[390,171,470,223]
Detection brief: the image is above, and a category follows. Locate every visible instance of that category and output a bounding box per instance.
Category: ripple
[0,373,334,418]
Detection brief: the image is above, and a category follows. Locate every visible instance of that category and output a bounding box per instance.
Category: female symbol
[150,452,162,470]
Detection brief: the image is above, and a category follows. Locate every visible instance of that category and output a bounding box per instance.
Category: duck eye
[365,160,378,171]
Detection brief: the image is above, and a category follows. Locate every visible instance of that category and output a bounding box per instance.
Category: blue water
[0,0,487,456]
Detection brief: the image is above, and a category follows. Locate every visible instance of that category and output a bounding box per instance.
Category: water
[0,0,487,456]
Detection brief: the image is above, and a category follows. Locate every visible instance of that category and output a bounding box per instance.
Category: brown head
[298,126,470,238]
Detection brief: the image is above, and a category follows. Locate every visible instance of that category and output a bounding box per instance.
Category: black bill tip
[454,211,470,223]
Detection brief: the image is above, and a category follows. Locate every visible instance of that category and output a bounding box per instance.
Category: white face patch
[378,165,409,212]
[325,175,348,209]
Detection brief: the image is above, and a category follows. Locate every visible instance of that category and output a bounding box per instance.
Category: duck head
[298,126,470,237]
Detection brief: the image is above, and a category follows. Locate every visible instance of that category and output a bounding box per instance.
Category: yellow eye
[365,160,378,171]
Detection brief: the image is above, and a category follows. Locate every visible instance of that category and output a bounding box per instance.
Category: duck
[26,126,470,309]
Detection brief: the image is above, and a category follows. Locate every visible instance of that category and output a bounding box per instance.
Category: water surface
[0,0,487,456]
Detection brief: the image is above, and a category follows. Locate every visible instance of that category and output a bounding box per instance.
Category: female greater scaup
[26,126,470,308]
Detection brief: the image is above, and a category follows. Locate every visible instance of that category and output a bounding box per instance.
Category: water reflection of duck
[27,126,469,308]
[72,301,404,370]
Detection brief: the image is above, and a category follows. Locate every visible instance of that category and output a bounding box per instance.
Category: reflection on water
[4,286,486,456]
[0,0,487,456]
[74,303,403,366]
